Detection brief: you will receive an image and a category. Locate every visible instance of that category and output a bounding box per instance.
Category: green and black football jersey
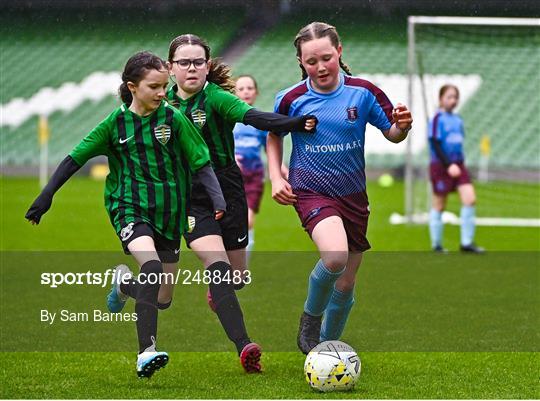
[166,82,252,170]
[69,101,210,240]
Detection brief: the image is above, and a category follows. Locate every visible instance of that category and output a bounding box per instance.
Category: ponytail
[299,63,308,80]
[207,58,235,92]
[118,81,133,105]
[339,58,353,76]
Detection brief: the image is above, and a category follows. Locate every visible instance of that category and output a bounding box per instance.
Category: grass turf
[1,352,538,399]
[1,176,539,398]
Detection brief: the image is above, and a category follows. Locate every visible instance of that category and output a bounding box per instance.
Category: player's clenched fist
[303,115,318,132]
[392,103,413,131]
[271,177,297,205]
[25,192,53,225]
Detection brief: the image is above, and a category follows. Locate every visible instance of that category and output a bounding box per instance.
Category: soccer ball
[304,341,361,392]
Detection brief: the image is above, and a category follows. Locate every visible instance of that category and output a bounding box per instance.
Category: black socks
[208,261,251,354]
[134,260,163,353]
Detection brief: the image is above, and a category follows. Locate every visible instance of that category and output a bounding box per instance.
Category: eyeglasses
[172,58,208,70]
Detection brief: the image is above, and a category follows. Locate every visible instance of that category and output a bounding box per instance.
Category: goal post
[401,16,540,227]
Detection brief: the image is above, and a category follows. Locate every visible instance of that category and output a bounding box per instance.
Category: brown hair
[235,74,259,93]
[439,84,460,100]
[168,34,235,92]
[118,51,167,105]
[293,22,352,80]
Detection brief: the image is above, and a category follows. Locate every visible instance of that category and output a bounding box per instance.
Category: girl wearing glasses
[166,34,317,373]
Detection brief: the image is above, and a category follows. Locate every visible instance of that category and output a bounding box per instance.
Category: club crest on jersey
[191,109,206,128]
[120,222,135,242]
[346,107,358,123]
[154,124,171,145]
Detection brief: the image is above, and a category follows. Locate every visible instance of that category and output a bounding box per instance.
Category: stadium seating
[1,13,538,170]
[0,10,244,166]
[232,16,539,169]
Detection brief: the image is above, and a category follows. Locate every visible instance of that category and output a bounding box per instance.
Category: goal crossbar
[409,16,540,27]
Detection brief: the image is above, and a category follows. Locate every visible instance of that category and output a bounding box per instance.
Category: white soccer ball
[304,341,361,392]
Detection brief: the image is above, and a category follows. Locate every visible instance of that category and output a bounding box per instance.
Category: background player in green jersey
[25,51,225,379]
[166,34,317,373]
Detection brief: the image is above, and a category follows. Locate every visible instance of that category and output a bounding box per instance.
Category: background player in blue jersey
[428,84,484,253]
[266,22,413,354]
[233,75,289,262]
[233,75,267,261]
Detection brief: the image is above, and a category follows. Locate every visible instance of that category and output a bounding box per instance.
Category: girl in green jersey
[26,51,225,378]
[166,34,318,373]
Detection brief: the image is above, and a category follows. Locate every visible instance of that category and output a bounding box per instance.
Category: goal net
[397,16,540,227]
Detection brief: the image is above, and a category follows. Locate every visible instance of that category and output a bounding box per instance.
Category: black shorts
[184,164,249,251]
[118,221,181,263]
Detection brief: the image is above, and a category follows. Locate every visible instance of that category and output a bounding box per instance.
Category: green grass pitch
[1,176,539,399]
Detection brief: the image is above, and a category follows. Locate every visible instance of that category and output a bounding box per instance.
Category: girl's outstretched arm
[26,113,111,225]
[244,109,317,134]
[211,88,317,133]
[25,156,81,224]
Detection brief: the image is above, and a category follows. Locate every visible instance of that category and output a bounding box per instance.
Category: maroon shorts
[242,168,264,213]
[430,161,472,195]
[293,189,371,252]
